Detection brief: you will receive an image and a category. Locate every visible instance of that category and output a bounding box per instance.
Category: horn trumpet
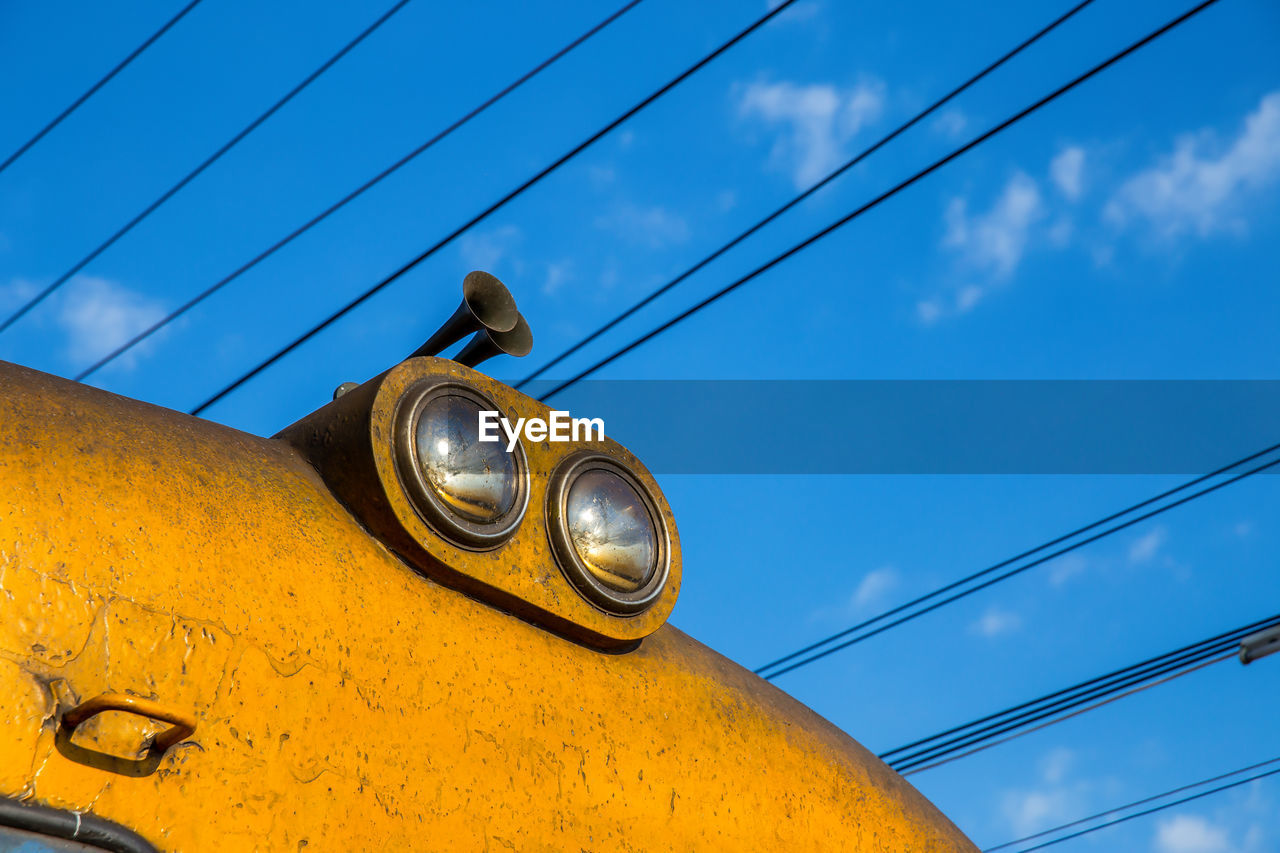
[455,312,533,368]
[407,271,517,360]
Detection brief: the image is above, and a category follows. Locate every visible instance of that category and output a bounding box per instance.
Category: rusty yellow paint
[0,360,977,851]
[277,356,680,649]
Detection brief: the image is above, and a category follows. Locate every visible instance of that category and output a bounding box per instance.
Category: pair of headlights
[393,381,668,615]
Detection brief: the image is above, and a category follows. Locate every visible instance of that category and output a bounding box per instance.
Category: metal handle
[63,694,197,753]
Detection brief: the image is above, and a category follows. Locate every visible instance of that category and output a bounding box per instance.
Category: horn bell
[455,312,533,368]
[407,271,518,360]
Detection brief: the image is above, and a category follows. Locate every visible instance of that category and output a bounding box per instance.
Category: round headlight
[416,394,518,523]
[547,453,668,614]
[396,380,528,549]
[566,469,657,592]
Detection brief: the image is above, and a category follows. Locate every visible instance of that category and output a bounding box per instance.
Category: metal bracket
[1240,626,1280,664]
[63,694,197,754]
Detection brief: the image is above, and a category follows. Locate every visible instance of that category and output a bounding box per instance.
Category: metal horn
[455,312,533,368]
[407,271,517,360]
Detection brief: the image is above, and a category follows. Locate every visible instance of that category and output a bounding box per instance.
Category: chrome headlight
[547,453,669,614]
[395,379,528,548]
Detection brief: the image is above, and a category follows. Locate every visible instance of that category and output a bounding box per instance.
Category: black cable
[986,755,1280,852]
[890,641,1232,769]
[534,0,1223,404]
[758,439,1280,678]
[881,612,1280,761]
[0,0,204,178]
[188,0,802,417]
[1004,765,1280,852]
[0,0,413,335]
[0,795,159,853]
[75,0,646,381]
[762,450,1280,680]
[514,0,1098,388]
[890,637,1248,772]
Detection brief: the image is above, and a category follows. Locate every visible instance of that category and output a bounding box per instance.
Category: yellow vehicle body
[0,358,976,851]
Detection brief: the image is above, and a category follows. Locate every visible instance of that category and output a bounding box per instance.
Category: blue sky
[2,0,1278,849]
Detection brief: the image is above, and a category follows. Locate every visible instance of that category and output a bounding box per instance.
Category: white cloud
[0,278,38,315]
[943,171,1045,279]
[57,275,166,367]
[1154,815,1231,853]
[1049,554,1089,587]
[458,225,523,272]
[595,203,690,249]
[1050,146,1086,200]
[543,260,573,297]
[920,171,1046,323]
[955,284,983,313]
[852,567,896,610]
[932,108,968,139]
[1047,216,1074,247]
[1128,527,1167,564]
[1040,748,1074,784]
[1000,747,1090,837]
[970,606,1022,638]
[737,77,885,188]
[1002,788,1076,837]
[915,299,943,326]
[1106,91,1280,238]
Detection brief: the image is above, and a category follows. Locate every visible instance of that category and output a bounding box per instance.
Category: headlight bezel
[393,377,529,550]
[546,452,670,615]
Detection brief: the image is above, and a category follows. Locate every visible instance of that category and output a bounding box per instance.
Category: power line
[757,443,1280,680]
[880,615,1280,775]
[882,614,1279,769]
[0,0,205,177]
[752,445,1274,676]
[759,439,1280,678]
[533,0,1224,403]
[0,0,413,336]
[514,0,1098,389]
[900,653,1233,777]
[986,755,1280,852]
[996,764,1280,852]
[756,438,1274,678]
[74,0,646,381]
[187,0,803,417]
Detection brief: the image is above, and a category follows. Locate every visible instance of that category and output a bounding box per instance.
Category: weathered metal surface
[0,360,977,851]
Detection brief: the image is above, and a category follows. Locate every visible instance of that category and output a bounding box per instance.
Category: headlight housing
[394,379,528,549]
[278,356,680,649]
[546,453,669,615]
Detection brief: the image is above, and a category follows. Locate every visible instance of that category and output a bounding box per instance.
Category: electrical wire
[998,765,1280,852]
[533,0,1224,403]
[74,0,646,381]
[900,652,1233,776]
[757,447,1280,680]
[0,0,205,177]
[187,0,803,417]
[757,440,1280,679]
[0,0,413,335]
[985,755,1280,852]
[881,614,1280,765]
[514,0,1098,389]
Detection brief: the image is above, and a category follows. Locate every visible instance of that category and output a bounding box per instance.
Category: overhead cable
[0,0,413,335]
